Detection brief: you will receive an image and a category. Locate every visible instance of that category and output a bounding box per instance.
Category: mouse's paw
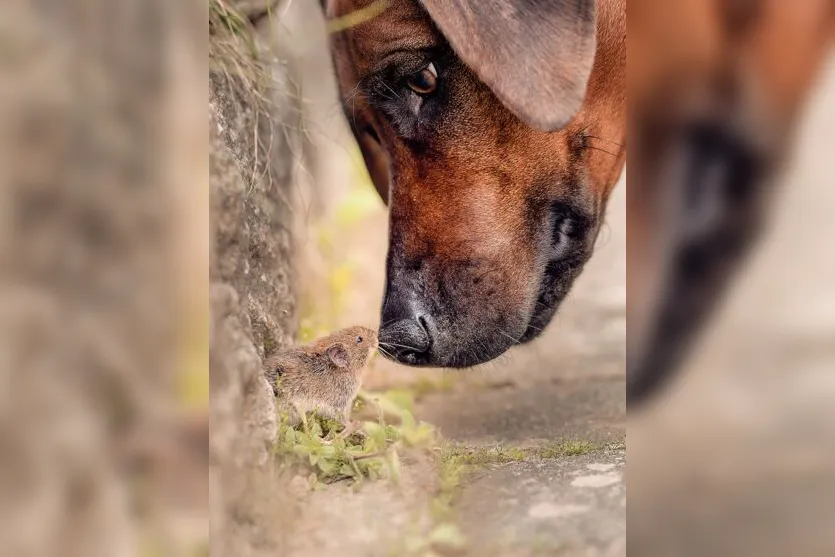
[337,420,366,441]
[320,421,365,445]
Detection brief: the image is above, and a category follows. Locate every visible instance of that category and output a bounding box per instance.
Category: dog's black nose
[379,298,433,365]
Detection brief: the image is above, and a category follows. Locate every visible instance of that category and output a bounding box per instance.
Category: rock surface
[456,451,626,557]
[208,4,300,554]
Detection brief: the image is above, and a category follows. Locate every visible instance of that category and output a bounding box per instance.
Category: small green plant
[274,390,470,556]
[273,389,436,487]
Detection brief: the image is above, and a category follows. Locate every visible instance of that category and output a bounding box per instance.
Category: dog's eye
[405,63,437,95]
[356,335,363,344]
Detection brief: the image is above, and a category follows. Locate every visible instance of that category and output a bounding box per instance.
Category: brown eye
[356,336,363,344]
[406,63,438,95]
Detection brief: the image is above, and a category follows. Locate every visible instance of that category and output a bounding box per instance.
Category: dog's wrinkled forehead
[330,0,441,80]
[328,0,599,132]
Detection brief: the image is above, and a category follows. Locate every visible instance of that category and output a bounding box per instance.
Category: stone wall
[208,1,301,555]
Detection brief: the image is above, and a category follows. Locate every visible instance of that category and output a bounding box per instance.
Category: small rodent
[263,326,378,423]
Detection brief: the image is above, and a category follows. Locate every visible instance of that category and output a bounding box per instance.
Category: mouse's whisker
[379,341,418,351]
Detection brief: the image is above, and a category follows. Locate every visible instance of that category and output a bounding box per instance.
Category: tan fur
[263,326,378,422]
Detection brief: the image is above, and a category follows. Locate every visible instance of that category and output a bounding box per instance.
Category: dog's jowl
[323,0,626,367]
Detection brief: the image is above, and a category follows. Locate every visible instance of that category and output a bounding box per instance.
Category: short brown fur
[324,0,626,366]
[263,326,378,422]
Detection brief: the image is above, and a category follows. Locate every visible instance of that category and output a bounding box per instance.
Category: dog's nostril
[417,315,429,335]
[379,315,432,365]
[380,319,431,351]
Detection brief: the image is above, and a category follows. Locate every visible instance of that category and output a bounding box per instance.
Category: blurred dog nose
[379,298,432,365]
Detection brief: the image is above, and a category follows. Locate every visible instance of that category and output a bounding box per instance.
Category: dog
[321,0,626,368]
[627,0,835,405]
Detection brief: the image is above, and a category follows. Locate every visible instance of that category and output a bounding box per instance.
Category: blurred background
[628,1,835,555]
[1,1,208,557]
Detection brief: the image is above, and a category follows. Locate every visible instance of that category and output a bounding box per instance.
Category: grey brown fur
[263,326,378,422]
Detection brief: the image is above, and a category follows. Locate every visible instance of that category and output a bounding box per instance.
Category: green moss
[262,334,277,356]
[443,445,528,467]
[388,445,469,557]
[441,438,608,469]
[433,447,466,521]
[537,439,597,458]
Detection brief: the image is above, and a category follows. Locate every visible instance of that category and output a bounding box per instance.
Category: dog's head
[324,0,625,367]
[627,0,835,404]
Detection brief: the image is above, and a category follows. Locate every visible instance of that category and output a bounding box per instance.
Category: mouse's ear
[326,344,350,369]
[419,0,597,131]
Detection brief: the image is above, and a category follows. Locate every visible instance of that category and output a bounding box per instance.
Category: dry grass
[325,0,391,33]
[209,0,270,103]
[208,0,294,207]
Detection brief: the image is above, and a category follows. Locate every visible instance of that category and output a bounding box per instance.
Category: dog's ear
[419,0,597,131]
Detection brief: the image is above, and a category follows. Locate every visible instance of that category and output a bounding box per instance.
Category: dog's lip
[518,283,560,344]
[519,252,590,343]
[519,298,557,343]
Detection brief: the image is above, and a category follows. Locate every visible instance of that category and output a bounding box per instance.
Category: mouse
[263,325,378,426]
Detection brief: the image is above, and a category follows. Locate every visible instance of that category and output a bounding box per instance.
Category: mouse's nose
[379,296,433,365]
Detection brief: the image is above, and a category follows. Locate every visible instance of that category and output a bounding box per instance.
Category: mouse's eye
[356,336,363,344]
[406,63,437,95]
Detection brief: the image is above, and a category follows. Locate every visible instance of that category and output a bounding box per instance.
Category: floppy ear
[326,343,350,369]
[419,0,597,131]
